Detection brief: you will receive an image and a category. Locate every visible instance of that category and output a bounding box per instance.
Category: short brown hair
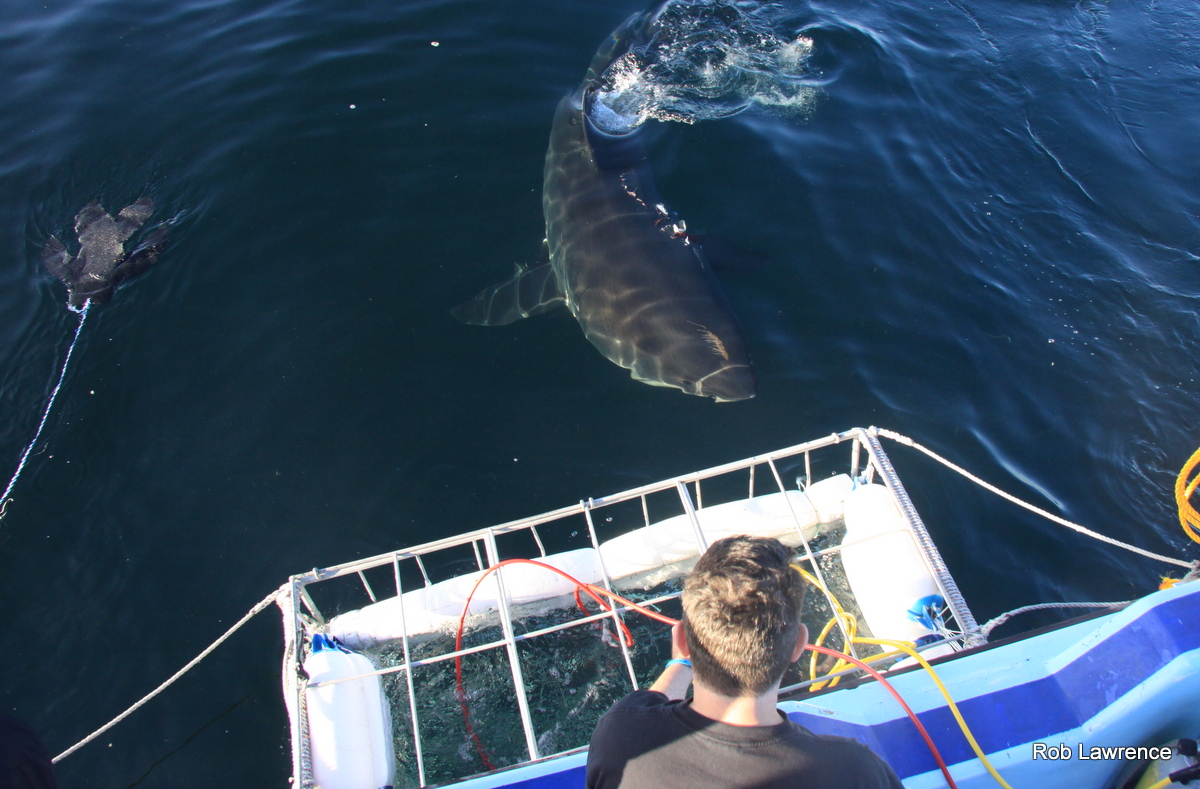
[681,536,806,697]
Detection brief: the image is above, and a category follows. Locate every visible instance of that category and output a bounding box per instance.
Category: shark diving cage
[280,427,979,789]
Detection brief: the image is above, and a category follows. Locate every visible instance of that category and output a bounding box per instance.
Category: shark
[453,10,756,402]
[43,198,166,307]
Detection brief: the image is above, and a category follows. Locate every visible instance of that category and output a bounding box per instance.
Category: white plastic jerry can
[304,633,395,789]
[840,483,951,652]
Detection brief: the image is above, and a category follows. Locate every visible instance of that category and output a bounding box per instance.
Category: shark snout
[691,364,756,402]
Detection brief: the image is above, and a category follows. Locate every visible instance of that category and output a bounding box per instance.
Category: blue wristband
[665,658,692,669]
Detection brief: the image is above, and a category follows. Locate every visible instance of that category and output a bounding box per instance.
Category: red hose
[805,643,958,788]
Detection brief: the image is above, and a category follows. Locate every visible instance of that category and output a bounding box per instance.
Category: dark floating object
[3,198,169,520]
[43,198,167,307]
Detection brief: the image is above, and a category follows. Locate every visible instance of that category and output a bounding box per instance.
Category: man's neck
[689,682,781,727]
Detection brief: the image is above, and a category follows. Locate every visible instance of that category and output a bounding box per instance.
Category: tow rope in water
[875,428,1196,569]
[51,585,285,764]
[0,300,90,522]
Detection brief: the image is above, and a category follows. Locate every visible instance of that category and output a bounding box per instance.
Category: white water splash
[589,0,821,134]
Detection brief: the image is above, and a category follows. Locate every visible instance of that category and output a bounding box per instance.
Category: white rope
[874,428,1195,569]
[0,300,91,521]
[53,585,285,764]
[980,601,1133,638]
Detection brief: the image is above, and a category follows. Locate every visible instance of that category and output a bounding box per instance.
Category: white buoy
[304,634,395,789]
[841,483,953,655]
[598,474,855,578]
[330,548,605,650]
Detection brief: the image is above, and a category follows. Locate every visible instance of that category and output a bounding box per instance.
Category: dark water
[1,0,1197,784]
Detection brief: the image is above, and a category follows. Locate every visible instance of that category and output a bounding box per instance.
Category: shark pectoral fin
[451,262,564,326]
[42,236,75,282]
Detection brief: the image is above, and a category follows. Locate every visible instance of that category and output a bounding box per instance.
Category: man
[586,535,903,789]
[0,716,57,789]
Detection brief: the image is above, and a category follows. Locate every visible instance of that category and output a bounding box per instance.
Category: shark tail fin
[451,262,564,326]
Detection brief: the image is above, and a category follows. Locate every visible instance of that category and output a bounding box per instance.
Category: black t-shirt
[586,691,904,789]
[0,716,57,789]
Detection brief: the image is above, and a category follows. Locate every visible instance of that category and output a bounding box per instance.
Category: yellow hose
[812,611,861,689]
[794,564,858,689]
[789,446,1200,788]
[855,637,1014,789]
[1174,445,1200,544]
[792,563,911,689]
[794,564,1010,789]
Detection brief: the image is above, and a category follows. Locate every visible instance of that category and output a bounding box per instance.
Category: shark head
[629,332,757,402]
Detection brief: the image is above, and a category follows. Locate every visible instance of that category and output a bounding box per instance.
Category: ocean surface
[1,0,1197,784]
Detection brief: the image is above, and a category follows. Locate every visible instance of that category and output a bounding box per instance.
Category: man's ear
[790,624,809,663]
[673,621,691,657]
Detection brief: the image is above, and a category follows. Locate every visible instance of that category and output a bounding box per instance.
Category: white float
[330,548,604,650]
[841,483,953,656]
[598,474,854,578]
[304,634,395,789]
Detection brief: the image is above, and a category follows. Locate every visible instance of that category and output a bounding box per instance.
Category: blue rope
[0,299,91,521]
